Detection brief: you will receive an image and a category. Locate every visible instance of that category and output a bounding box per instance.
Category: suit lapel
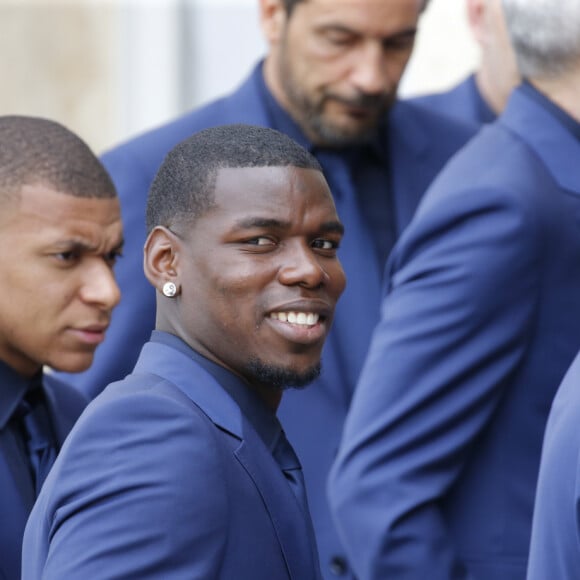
[133,341,321,579]
[501,88,580,196]
[235,426,321,580]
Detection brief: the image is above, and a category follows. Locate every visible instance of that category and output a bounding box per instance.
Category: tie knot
[272,429,301,471]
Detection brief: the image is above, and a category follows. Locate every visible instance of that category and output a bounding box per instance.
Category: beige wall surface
[0,0,119,153]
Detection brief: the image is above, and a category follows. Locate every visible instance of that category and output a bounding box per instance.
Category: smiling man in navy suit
[329,0,580,577]
[23,124,346,579]
[56,2,476,575]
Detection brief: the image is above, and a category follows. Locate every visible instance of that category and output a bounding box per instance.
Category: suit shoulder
[396,98,478,141]
[53,375,231,504]
[101,95,232,177]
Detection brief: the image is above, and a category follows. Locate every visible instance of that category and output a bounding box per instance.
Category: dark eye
[383,33,416,53]
[312,239,339,251]
[55,250,79,263]
[325,33,354,47]
[104,250,123,266]
[247,237,276,247]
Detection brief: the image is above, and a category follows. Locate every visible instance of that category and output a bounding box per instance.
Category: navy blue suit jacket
[0,375,85,580]
[411,74,496,126]
[329,86,580,579]
[527,351,580,579]
[55,63,476,577]
[23,339,321,579]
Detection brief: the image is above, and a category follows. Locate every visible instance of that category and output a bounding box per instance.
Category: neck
[530,70,580,122]
[475,67,509,116]
[251,382,283,413]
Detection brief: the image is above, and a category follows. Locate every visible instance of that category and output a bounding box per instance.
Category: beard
[278,45,393,147]
[245,357,322,391]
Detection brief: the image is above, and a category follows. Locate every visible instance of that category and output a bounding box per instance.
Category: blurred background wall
[0,0,478,154]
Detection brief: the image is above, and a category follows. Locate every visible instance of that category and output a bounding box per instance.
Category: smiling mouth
[270,311,320,326]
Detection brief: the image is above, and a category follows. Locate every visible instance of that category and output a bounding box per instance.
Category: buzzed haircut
[146,124,323,233]
[0,115,116,203]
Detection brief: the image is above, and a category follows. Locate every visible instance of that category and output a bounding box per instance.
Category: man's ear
[144,226,180,292]
[466,0,486,46]
[259,0,288,45]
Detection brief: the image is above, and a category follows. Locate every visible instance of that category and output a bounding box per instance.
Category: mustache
[326,91,390,111]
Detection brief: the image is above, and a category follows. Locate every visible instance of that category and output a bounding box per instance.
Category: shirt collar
[150,331,281,451]
[520,79,580,142]
[0,360,40,430]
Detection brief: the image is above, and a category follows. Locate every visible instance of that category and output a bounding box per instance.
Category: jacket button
[329,556,348,576]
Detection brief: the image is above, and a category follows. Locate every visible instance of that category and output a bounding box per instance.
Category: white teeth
[270,311,320,326]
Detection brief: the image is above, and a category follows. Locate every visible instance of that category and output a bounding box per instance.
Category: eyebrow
[317,23,418,41]
[234,217,288,230]
[233,217,344,235]
[53,237,125,253]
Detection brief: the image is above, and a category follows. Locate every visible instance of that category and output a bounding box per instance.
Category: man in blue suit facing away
[23,124,346,579]
[413,0,520,125]
[55,1,476,575]
[524,6,580,576]
[329,0,580,577]
[0,116,123,580]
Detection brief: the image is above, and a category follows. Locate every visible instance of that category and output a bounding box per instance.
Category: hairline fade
[146,124,323,234]
[0,115,116,205]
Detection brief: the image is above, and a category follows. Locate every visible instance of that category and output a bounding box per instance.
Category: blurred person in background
[329,0,580,577]
[413,0,520,124]
[522,1,580,574]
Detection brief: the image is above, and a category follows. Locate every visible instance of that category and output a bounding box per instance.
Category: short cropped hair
[0,115,116,203]
[503,0,580,78]
[146,124,322,233]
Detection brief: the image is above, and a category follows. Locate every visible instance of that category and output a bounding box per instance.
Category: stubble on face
[245,356,322,391]
[277,34,392,147]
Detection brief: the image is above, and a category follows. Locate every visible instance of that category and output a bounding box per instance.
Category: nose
[350,42,389,95]
[278,242,327,289]
[79,259,121,310]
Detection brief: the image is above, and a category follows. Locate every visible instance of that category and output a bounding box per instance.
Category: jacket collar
[500,85,580,195]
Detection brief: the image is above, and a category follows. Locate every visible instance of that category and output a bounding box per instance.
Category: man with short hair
[0,115,122,580]
[413,0,520,124]
[329,0,580,577]
[57,1,475,575]
[23,124,346,579]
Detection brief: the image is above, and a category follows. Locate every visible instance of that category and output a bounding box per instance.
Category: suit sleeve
[328,185,540,579]
[37,387,230,579]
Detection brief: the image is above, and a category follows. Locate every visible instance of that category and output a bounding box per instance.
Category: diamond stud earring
[162,281,177,297]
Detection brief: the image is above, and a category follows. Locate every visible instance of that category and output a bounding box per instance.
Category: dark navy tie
[17,386,57,495]
[273,428,309,513]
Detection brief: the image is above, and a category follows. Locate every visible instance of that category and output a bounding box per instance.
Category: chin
[48,356,94,375]
[246,357,322,391]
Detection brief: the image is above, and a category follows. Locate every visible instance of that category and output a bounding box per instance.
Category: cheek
[387,51,414,82]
